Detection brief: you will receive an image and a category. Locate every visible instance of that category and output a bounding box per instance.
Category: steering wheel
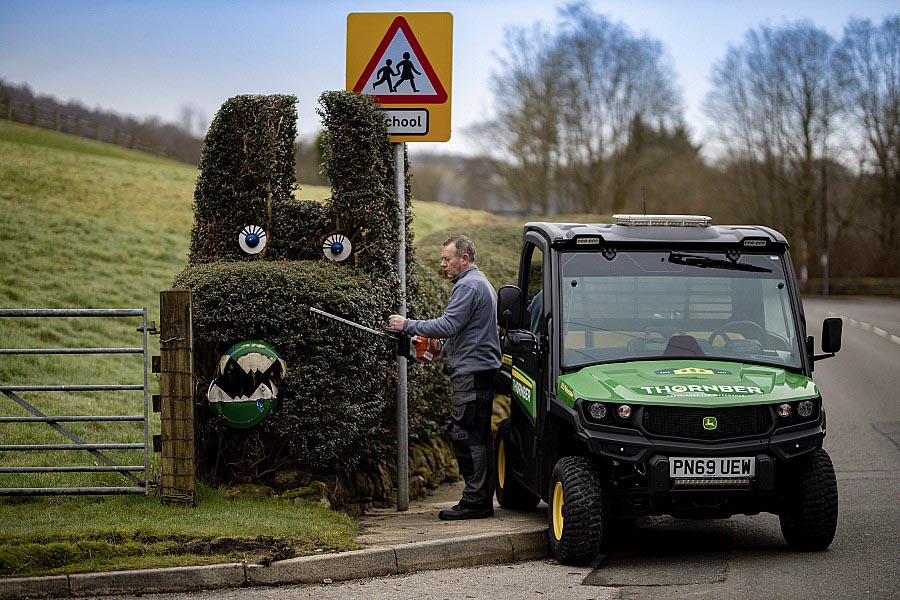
[708,321,767,346]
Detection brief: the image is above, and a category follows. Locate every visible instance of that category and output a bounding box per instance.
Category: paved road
[96,296,900,600]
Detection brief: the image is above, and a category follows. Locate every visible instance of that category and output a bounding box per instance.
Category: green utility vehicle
[494,215,842,565]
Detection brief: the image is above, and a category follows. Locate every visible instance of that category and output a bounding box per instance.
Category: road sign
[347,12,452,142]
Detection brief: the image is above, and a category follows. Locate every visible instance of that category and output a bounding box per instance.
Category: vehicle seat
[664,335,705,357]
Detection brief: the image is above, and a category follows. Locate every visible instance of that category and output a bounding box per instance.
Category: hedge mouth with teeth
[207,341,286,428]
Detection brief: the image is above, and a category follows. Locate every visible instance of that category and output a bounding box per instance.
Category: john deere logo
[703,416,718,430]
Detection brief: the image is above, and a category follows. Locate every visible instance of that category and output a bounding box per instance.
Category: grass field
[0,120,522,577]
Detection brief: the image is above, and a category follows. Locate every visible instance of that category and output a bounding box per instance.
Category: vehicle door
[504,235,548,485]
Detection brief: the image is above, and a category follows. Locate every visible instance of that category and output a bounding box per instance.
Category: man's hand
[387,314,406,331]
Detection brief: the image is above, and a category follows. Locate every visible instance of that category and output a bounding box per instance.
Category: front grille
[641,405,772,441]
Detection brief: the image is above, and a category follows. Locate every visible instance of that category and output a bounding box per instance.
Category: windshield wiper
[668,252,772,273]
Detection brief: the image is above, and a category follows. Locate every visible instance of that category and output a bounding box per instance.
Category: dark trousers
[449,369,497,508]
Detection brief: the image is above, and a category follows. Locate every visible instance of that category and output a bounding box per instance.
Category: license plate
[669,457,755,478]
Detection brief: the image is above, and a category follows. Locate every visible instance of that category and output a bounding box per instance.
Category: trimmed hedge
[175,261,396,476]
[176,92,451,484]
[189,95,298,263]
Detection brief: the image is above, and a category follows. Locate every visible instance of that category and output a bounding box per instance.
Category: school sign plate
[347,12,453,142]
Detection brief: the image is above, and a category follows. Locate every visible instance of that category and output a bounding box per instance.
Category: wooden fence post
[159,290,195,506]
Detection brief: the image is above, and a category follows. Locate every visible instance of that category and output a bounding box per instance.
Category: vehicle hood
[556,360,818,408]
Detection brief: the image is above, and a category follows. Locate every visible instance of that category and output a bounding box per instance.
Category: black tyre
[779,448,839,551]
[548,456,604,565]
[495,419,540,510]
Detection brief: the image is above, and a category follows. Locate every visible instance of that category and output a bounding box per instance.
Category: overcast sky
[1,0,896,156]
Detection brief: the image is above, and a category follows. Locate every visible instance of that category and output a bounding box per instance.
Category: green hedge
[175,261,395,476]
[418,220,525,289]
[189,95,298,263]
[176,92,451,483]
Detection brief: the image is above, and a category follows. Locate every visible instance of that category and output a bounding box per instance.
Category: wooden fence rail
[0,96,171,158]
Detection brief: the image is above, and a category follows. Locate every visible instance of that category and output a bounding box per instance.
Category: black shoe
[438,505,494,521]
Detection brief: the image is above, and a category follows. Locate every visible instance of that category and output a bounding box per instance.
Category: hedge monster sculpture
[175,92,450,488]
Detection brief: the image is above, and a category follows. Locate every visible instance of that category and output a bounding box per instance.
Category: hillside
[0,120,516,312]
[0,121,516,478]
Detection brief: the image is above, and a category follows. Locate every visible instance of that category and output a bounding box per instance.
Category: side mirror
[821,317,842,354]
[812,317,842,363]
[497,285,523,330]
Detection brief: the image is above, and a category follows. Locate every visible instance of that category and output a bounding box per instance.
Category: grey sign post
[394,141,409,511]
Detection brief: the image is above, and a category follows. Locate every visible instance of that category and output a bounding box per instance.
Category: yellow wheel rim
[498,439,506,489]
[552,481,565,541]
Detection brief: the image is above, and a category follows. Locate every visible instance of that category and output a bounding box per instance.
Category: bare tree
[836,16,900,266]
[473,1,680,214]
[554,2,680,212]
[473,22,562,214]
[706,22,843,281]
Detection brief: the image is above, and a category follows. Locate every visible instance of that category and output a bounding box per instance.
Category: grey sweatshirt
[403,265,501,376]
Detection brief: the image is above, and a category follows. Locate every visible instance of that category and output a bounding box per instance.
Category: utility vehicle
[494,215,841,565]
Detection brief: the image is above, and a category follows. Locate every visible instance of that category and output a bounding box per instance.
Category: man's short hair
[443,235,476,262]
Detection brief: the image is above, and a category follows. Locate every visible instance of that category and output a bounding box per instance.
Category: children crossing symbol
[352,16,448,104]
[347,12,452,142]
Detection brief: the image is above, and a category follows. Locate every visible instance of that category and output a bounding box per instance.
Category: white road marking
[826,312,899,345]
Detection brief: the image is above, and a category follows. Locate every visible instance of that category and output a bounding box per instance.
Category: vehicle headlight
[797,400,815,418]
[617,404,632,419]
[588,402,607,420]
[777,403,793,418]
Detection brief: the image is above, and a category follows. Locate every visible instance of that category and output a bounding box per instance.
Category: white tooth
[236,353,277,374]
[248,383,275,402]
[207,380,270,404]
[207,382,233,403]
[218,354,231,374]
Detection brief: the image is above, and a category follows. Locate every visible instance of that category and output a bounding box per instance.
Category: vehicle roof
[524,221,789,247]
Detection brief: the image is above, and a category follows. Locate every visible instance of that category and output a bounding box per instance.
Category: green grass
[0,483,358,577]
[0,120,518,578]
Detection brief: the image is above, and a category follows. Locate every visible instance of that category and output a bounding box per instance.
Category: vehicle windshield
[559,250,802,370]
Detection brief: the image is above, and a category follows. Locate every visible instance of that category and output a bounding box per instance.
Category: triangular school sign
[352,16,448,104]
[348,12,453,142]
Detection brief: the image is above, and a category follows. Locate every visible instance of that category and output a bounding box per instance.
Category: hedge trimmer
[309,307,443,364]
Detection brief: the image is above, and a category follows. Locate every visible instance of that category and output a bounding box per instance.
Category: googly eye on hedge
[239,225,267,255]
[323,234,352,262]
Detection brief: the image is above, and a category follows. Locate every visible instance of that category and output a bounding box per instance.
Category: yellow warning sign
[347,12,452,142]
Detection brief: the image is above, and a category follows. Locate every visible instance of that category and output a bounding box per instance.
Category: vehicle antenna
[642,186,648,215]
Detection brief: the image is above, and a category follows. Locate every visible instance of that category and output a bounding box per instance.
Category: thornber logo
[511,368,536,419]
[703,416,718,430]
[639,384,764,395]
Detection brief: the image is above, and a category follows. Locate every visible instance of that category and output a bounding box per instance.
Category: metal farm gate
[0,309,150,495]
